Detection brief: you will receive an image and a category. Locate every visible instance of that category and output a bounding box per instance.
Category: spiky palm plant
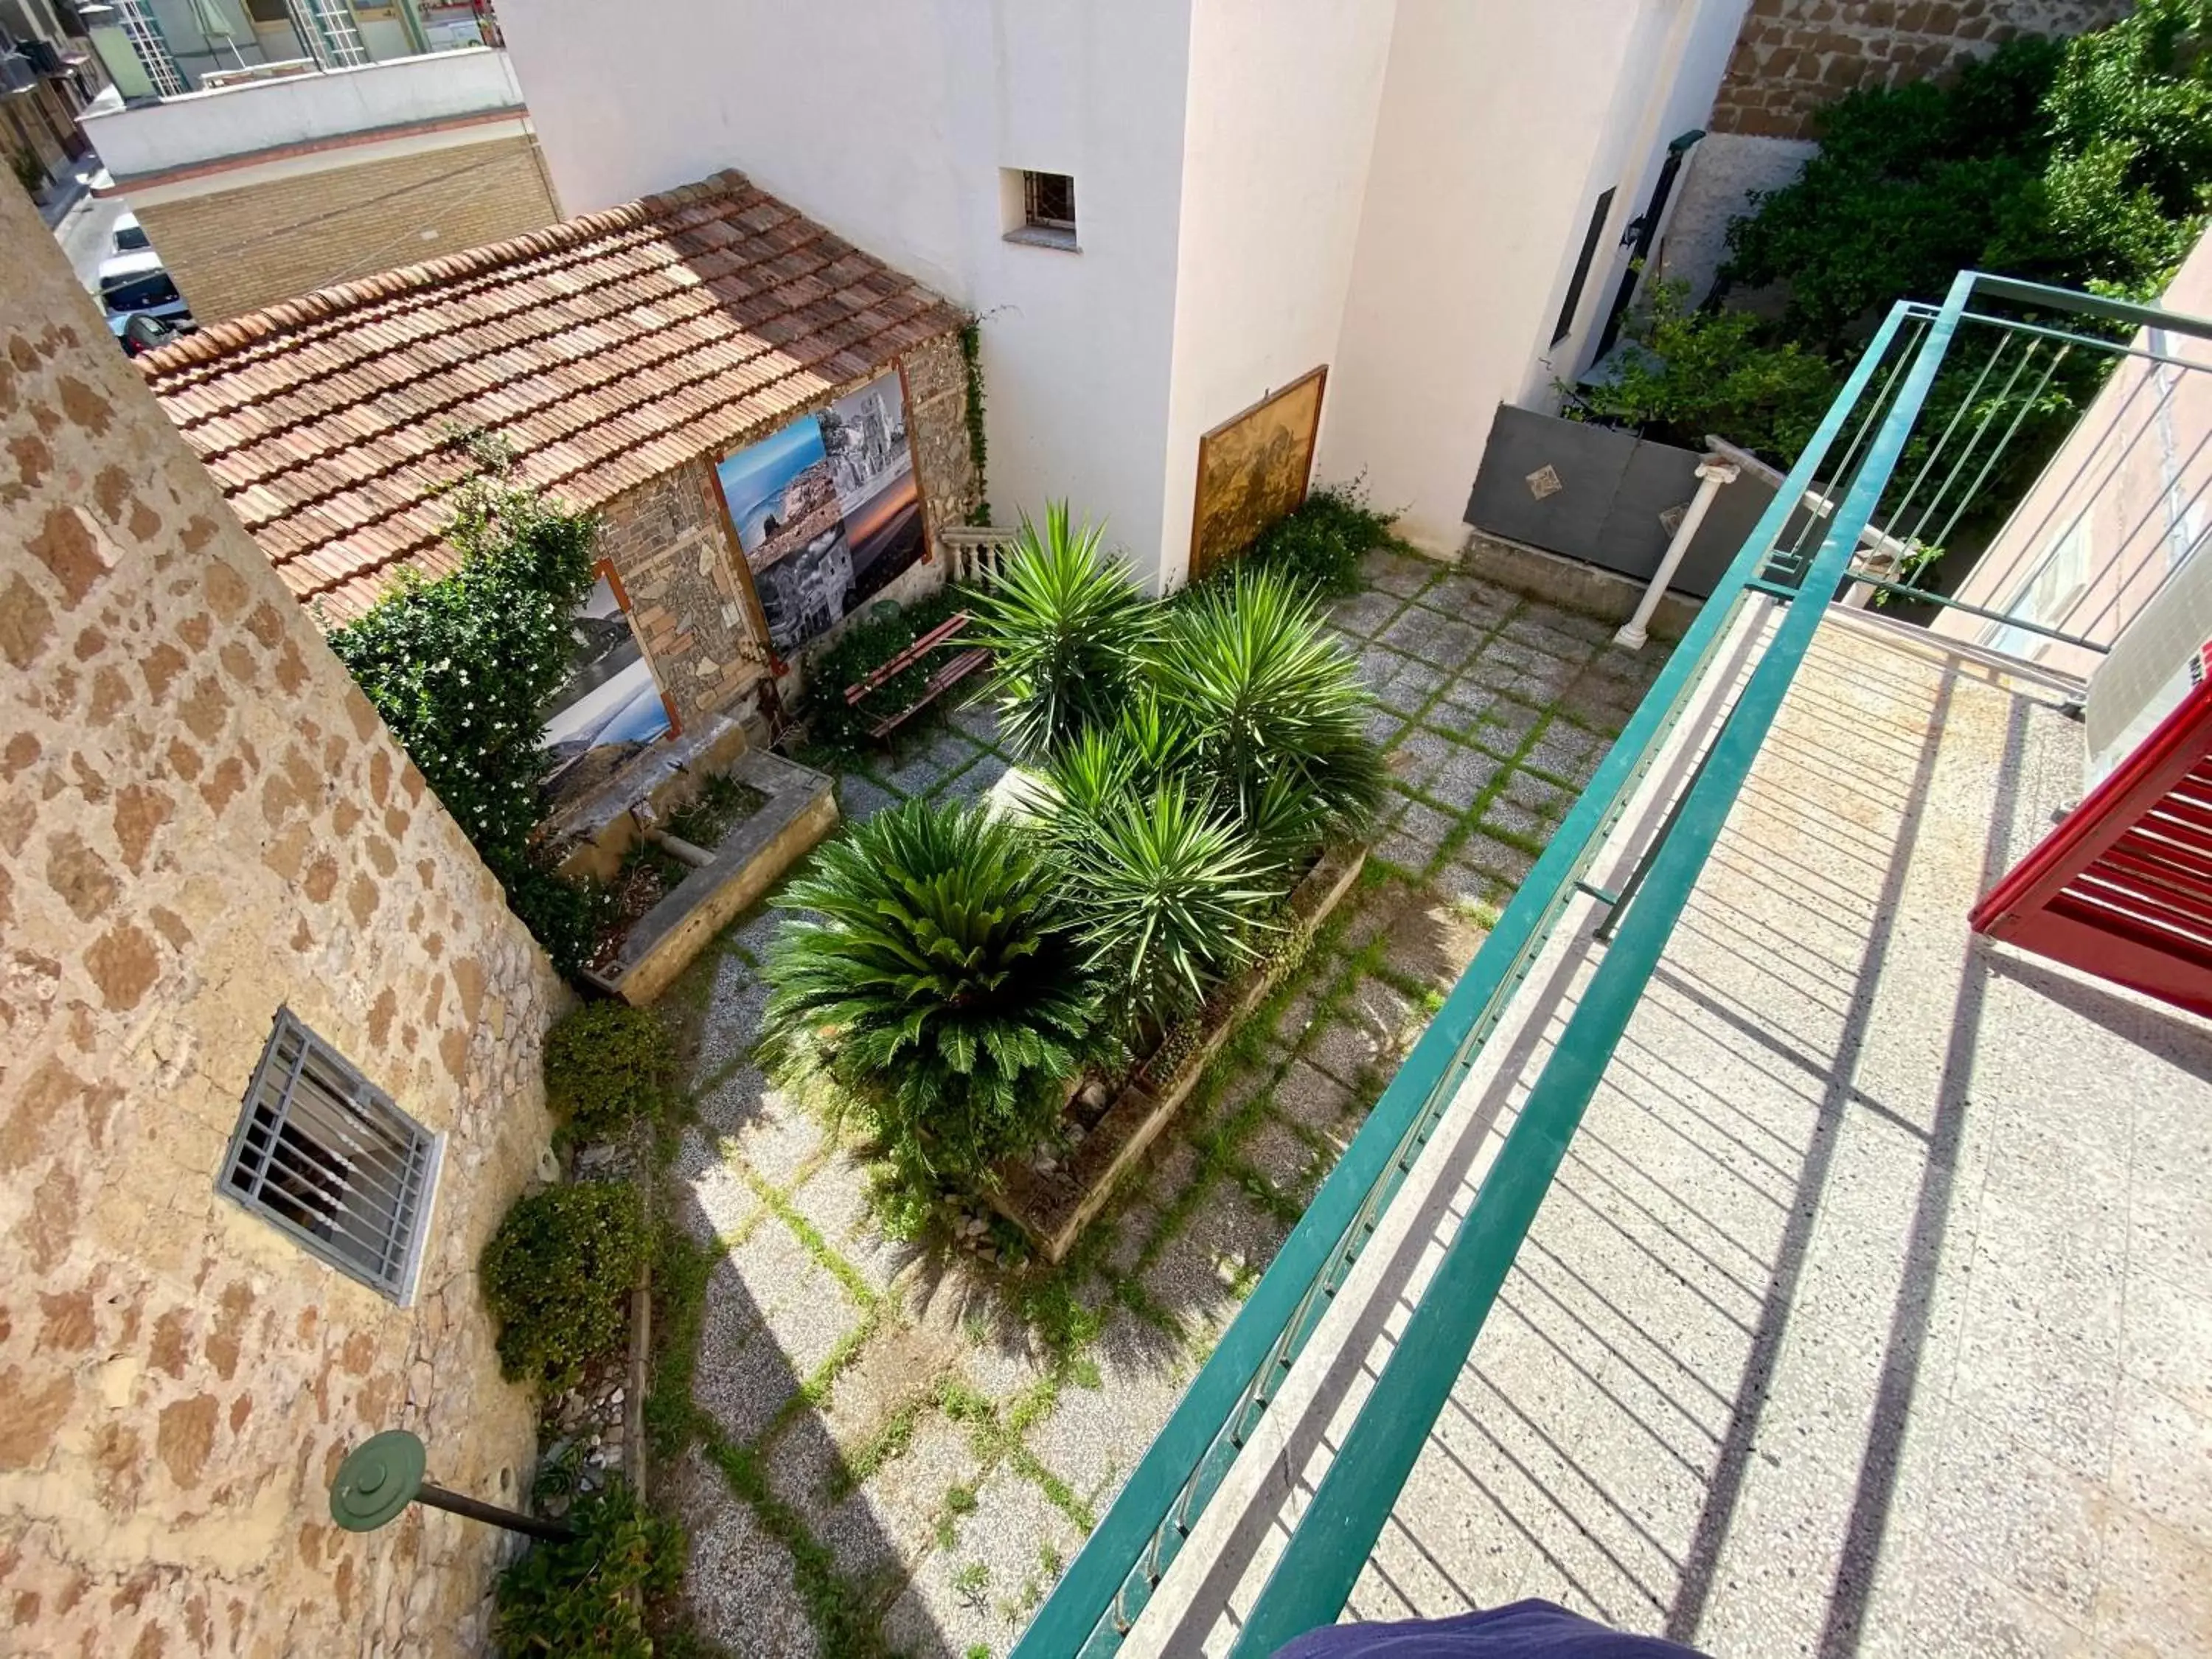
[1150,565,1385,849]
[969,502,1155,759]
[1061,778,1281,1027]
[761,799,1100,1183]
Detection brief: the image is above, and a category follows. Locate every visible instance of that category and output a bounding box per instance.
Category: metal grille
[221,1009,438,1301]
[114,0,185,95]
[290,0,367,68]
[1023,170,1076,232]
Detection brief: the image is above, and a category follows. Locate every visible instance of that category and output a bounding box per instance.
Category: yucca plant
[1060,778,1282,1027]
[1150,565,1386,849]
[969,502,1155,759]
[760,799,1101,1184]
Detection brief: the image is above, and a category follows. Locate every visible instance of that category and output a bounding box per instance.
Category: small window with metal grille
[1004,169,1079,251]
[220,1009,442,1302]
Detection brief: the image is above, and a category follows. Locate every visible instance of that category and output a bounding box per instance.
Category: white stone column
[1615,456,1739,650]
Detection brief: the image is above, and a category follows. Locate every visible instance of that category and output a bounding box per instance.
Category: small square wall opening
[1003,168,1079,251]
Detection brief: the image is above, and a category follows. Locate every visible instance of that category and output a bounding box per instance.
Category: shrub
[1057,777,1280,1027]
[970,502,1155,758]
[493,1480,683,1659]
[796,585,964,759]
[1569,280,1840,464]
[481,1181,648,1392]
[543,1001,678,1144]
[1242,479,1407,599]
[327,441,608,973]
[1150,565,1385,848]
[760,799,1102,1184]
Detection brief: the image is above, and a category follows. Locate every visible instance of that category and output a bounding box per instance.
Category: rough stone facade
[1710,0,2133,139]
[0,175,563,1658]
[591,330,981,737]
[900,331,986,545]
[130,134,562,324]
[594,460,774,738]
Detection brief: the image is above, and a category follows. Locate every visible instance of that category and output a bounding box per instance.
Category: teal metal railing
[1011,273,2212,1659]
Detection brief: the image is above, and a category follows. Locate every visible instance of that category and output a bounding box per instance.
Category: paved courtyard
[652,546,1674,1657]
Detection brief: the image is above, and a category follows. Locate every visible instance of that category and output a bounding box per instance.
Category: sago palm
[1150,564,1385,846]
[969,502,1155,759]
[761,799,1100,1183]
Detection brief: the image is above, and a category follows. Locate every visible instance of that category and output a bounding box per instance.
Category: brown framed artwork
[1187,364,1327,584]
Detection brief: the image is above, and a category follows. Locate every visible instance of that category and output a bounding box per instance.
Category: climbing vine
[959,318,990,526]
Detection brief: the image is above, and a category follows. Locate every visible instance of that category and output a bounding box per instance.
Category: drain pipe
[1615,456,1737,651]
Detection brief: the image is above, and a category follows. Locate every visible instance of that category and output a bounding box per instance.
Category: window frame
[218,1008,443,1304]
[1004,168,1079,252]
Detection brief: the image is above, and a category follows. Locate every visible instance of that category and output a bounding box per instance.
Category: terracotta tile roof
[139,169,965,623]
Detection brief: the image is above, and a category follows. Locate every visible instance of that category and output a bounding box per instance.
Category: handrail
[1012,268,2209,1657]
[1227,271,1975,1652]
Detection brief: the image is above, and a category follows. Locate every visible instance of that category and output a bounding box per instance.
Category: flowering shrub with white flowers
[328,437,608,971]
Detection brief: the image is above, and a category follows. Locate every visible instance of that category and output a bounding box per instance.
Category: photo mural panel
[540,567,671,804]
[1189,366,1326,582]
[714,368,925,655]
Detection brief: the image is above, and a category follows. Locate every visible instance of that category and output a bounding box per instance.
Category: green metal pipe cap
[330,1430,427,1533]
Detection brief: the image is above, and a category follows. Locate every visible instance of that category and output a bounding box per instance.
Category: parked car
[119,311,195,358]
[96,250,192,339]
[111,211,151,254]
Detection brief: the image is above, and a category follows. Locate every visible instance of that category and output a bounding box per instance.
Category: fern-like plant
[1060,778,1281,1026]
[760,799,1101,1183]
[1150,566,1385,848]
[969,502,1155,758]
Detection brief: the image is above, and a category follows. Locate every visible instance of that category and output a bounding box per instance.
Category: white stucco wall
[1653,130,1818,304]
[80,46,524,178]
[1316,0,1747,554]
[496,0,1197,581]
[1154,0,1399,588]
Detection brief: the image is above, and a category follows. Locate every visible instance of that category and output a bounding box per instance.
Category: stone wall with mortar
[0,178,564,1657]
[591,329,980,737]
[1710,0,2132,139]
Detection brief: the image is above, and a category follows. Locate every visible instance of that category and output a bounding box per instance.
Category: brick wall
[131,133,561,324]
[1711,0,2133,139]
[0,171,562,1658]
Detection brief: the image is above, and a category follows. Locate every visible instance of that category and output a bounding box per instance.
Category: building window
[1004,168,1079,251]
[220,1009,442,1302]
[1553,186,1617,348]
[114,0,187,96]
[288,0,368,68]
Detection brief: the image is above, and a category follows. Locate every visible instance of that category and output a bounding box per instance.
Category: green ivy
[327,439,610,974]
[959,319,990,526]
[493,1481,684,1659]
[481,1180,648,1393]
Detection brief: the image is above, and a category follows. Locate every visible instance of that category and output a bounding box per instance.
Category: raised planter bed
[581,750,838,1005]
[987,841,1367,1263]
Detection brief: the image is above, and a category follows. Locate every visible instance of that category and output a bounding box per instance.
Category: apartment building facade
[497,0,1755,589]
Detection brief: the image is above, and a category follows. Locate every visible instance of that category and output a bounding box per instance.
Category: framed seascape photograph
[540,565,672,804]
[714,369,928,656]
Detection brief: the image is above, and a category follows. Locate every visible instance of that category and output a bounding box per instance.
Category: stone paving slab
[661,546,1673,1655]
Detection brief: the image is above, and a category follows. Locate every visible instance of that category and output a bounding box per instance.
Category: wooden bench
[843,610,990,743]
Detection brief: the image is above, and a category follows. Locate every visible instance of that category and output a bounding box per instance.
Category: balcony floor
[1155,610,2212,1657]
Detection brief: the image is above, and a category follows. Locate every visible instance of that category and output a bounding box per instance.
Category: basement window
[220,1009,442,1303]
[1004,169,1079,251]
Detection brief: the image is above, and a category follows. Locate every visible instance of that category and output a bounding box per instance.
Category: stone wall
[130,133,562,324]
[0,175,563,1657]
[590,328,979,738]
[900,330,984,544]
[1710,0,2133,140]
[595,461,773,740]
